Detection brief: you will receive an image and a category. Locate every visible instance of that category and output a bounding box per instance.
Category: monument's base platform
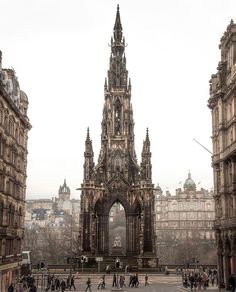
[82,254,158,272]
[111,246,124,255]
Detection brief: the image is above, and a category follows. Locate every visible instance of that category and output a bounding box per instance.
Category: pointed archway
[109,201,126,255]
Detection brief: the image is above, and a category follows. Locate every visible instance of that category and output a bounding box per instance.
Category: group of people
[182,269,218,290]
[8,272,150,291]
[8,275,37,292]
[45,274,76,291]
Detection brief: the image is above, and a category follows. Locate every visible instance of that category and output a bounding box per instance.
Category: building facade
[24,180,80,265]
[155,172,216,265]
[24,180,80,228]
[79,6,156,267]
[208,20,236,288]
[0,51,31,291]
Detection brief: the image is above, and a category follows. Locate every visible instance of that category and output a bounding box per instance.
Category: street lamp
[69,214,73,276]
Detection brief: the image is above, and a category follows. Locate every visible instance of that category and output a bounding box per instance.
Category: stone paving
[33,274,225,292]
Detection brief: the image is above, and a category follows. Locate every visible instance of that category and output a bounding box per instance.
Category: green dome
[184,172,196,190]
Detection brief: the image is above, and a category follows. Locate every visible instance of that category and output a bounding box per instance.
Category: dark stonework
[79,5,156,267]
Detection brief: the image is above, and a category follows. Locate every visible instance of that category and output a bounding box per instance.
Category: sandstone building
[24,180,80,265]
[208,20,236,288]
[0,51,31,291]
[25,180,80,228]
[79,6,156,268]
[154,172,216,265]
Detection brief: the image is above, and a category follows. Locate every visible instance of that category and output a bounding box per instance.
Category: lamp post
[69,213,73,277]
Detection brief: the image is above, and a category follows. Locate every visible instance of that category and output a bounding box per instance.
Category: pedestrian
[229,274,236,292]
[29,285,37,292]
[189,274,194,291]
[85,277,92,292]
[60,280,66,292]
[66,276,70,289]
[102,275,106,289]
[112,273,117,287]
[97,277,103,289]
[70,276,76,290]
[8,283,14,292]
[145,274,149,286]
[135,273,139,287]
[129,274,133,287]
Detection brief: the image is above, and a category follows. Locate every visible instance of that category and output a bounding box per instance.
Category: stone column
[104,214,109,254]
[218,248,224,287]
[223,249,231,289]
[126,214,134,255]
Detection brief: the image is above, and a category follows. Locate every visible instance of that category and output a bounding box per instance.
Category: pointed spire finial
[146,127,149,141]
[188,170,191,178]
[86,127,90,141]
[114,4,123,41]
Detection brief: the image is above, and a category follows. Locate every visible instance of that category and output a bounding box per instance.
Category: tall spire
[108,5,128,90]
[141,129,152,181]
[86,127,90,142]
[84,128,94,182]
[145,128,150,143]
[114,4,123,41]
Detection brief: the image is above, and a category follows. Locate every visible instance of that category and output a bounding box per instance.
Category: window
[19,130,24,146]
[4,112,9,133]
[0,201,3,226]
[0,135,4,157]
[9,118,14,136]
[0,108,3,124]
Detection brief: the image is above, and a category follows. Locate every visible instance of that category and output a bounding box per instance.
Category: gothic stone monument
[79,5,157,269]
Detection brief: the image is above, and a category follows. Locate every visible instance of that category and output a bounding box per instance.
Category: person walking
[97,277,103,289]
[70,276,76,290]
[29,285,37,292]
[229,274,236,292]
[60,280,66,292]
[112,273,117,288]
[8,283,14,292]
[145,274,149,286]
[102,275,106,289]
[85,277,92,292]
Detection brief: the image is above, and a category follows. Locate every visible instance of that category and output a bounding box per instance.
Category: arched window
[9,116,15,136]
[114,98,121,135]
[18,207,22,227]
[8,204,12,226]
[4,109,9,132]
[0,201,3,226]
[0,103,4,124]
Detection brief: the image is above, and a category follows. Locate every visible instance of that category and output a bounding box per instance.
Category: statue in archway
[113,232,122,247]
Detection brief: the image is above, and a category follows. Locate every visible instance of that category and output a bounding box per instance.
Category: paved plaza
[34,274,223,292]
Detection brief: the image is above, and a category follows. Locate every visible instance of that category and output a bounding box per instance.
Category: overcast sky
[1,0,234,199]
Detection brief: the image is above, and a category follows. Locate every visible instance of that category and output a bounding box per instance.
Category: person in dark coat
[60,280,66,292]
[112,273,117,288]
[70,276,76,290]
[85,277,92,292]
[229,274,236,292]
[8,283,14,292]
[29,285,37,292]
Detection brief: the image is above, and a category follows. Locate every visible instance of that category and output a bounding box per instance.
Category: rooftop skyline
[1,0,234,199]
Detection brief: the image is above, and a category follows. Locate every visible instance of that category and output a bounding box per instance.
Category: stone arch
[93,193,143,255]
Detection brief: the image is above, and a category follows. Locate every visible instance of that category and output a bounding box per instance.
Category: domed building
[55,179,80,218]
[58,179,71,205]
[183,172,196,192]
[154,172,216,266]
